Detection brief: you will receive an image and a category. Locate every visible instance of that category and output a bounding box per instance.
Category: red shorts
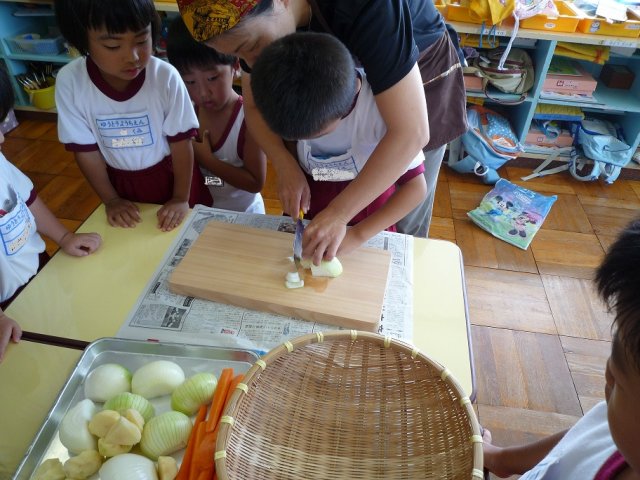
[107,156,213,208]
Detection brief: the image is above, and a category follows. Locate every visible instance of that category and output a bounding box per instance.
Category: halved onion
[103,392,155,423]
[84,363,131,402]
[171,372,217,415]
[140,411,192,460]
[132,360,185,399]
[100,453,158,480]
[58,399,98,455]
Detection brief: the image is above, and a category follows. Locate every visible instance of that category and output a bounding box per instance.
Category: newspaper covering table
[117,205,414,354]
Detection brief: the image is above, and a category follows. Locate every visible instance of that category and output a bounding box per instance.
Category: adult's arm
[241,73,310,216]
[303,64,429,264]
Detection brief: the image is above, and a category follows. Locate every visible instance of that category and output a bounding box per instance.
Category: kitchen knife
[293,209,304,269]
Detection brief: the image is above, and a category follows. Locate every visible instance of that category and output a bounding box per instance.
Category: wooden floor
[6,119,639,478]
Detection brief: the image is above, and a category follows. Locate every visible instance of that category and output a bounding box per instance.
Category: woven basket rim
[215,330,484,480]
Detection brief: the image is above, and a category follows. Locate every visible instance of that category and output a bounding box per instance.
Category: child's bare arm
[0,308,22,362]
[194,129,266,193]
[157,139,192,231]
[335,172,427,257]
[28,196,102,256]
[483,428,568,478]
[75,151,141,228]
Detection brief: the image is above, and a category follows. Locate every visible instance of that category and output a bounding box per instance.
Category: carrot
[188,422,208,480]
[176,404,207,480]
[205,368,234,432]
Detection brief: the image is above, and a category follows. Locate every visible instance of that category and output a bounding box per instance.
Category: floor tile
[25,172,55,192]
[530,229,604,279]
[433,180,452,218]
[504,167,578,195]
[596,233,617,253]
[7,119,56,140]
[629,180,640,199]
[465,266,556,333]
[560,336,609,413]
[448,182,492,220]
[472,326,582,416]
[455,219,538,273]
[541,193,593,234]
[570,177,640,201]
[542,275,613,341]
[429,216,455,242]
[2,136,31,159]
[37,175,101,221]
[579,195,640,237]
[10,140,75,176]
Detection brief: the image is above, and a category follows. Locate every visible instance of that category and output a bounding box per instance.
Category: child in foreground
[483,217,640,479]
[250,32,426,264]
[166,17,266,214]
[54,0,212,232]
[0,69,101,362]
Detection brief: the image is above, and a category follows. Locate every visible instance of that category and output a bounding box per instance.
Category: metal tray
[13,337,259,480]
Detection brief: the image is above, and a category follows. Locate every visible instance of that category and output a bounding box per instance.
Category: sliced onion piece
[58,398,98,455]
[83,363,131,402]
[103,392,155,423]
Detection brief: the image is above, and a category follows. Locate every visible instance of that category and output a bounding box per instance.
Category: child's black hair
[595,217,640,372]
[0,67,15,122]
[54,0,161,56]
[166,16,236,74]
[250,32,357,140]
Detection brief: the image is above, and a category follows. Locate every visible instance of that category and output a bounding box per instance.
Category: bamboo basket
[215,331,484,480]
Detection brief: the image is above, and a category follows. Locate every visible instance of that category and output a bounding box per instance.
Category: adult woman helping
[178,0,467,265]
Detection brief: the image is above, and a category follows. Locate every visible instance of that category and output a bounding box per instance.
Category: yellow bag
[469,0,515,25]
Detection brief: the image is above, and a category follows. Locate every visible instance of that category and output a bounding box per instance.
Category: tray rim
[12,337,259,480]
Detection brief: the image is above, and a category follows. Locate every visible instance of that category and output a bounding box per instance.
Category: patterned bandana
[177,0,259,42]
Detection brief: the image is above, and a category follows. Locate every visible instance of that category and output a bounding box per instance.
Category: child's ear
[232,59,241,78]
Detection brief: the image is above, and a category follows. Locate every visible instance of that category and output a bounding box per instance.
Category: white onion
[171,372,217,415]
[140,411,192,460]
[103,392,155,422]
[84,363,132,402]
[99,453,158,480]
[132,360,185,399]
[58,399,98,455]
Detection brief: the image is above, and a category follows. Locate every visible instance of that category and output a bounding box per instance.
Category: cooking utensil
[293,208,304,269]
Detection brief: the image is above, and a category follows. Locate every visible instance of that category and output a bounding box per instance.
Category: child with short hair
[250,32,426,264]
[483,217,640,479]
[0,68,102,361]
[54,0,213,232]
[166,17,266,213]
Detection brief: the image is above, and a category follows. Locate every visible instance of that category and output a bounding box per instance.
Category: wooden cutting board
[169,222,392,331]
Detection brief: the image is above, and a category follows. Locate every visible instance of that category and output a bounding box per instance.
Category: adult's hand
[302,205,349,265]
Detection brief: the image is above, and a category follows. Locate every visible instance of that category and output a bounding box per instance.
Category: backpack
[448,105,524,184]
[464,48,535,104]
[522,118,632,184]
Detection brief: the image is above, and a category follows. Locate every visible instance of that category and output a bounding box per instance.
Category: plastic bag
[468,179,557,249]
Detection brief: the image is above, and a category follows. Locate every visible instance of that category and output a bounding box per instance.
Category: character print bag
[468,179,557,250]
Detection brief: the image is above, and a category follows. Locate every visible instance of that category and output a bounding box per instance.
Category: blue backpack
[448,105,524,184]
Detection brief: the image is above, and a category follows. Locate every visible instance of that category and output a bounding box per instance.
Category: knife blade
[293,209,304,269]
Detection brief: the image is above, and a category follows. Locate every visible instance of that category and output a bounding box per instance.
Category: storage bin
[520,0,583,32]
[25,85,56,110]
[445,0,486,24]
[5,32,64,55]
[577,9,640,37]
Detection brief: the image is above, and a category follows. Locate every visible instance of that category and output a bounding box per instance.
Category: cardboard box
[464,73,484,92]
[543,63,597,94]
[525,125,574,148]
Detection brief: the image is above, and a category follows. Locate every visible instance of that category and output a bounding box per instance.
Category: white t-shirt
[0,153,45,302]
[296,70,424,182]
[202,98,264,214]
[520,401,617,479]
[56,56,198,171]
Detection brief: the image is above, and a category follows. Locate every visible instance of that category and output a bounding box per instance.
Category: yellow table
[4,204,473,474]
[0,341,82,478]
